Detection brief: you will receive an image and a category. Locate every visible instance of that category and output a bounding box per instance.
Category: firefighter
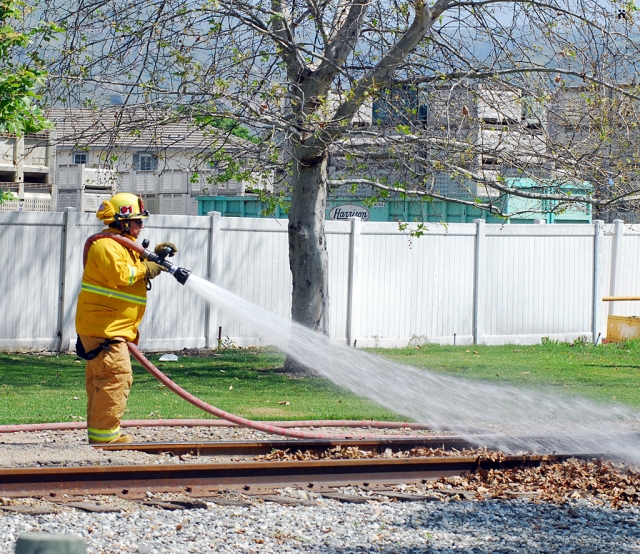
[76,192,174,444]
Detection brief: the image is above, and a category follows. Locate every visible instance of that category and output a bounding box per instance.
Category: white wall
[0,211,633,352]
[56,147,193,172]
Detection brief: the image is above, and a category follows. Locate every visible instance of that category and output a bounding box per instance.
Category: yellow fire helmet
[96,192,150,225]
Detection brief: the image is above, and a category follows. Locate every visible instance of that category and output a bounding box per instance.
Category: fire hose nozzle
[169,266,191,285]
[142,250,191,284]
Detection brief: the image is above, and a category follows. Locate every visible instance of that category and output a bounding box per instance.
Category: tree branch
[327,177,502,213]
[442,164,640,207]
[271,0,308,82]
[330,0,440,135]
[395,67,640,102]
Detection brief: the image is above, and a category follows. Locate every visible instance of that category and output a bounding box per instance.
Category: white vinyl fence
[1,209,640,352]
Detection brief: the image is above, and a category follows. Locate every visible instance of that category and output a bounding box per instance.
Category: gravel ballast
[0,427,638,553]
[1,495,639,553]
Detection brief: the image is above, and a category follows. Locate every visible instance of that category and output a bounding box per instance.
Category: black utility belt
[76,336,121,360]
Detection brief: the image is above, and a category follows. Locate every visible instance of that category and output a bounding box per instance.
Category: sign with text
[329,204,370,221]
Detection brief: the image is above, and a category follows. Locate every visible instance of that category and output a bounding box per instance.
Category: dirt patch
[256,367,287,373]
[256,367,321,379]
[244,407,290,418]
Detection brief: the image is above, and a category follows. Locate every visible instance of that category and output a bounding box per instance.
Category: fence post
[592,219,604,344]
[79,165,86,213]
[346,217,362,347]
[608,219,625,317]
[205,211,222,349]
[14,136,24,195]
[58,207,77,352]
[473,218,486,345]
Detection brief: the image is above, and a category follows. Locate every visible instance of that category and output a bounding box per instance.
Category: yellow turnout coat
[76,230,148,342]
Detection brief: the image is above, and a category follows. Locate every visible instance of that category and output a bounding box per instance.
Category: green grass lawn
[0,349,403,425]
[1,339,640,425]
[371,338,640,407]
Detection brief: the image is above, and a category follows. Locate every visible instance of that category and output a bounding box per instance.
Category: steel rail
[0,454,569,498]
[93,436,474,457]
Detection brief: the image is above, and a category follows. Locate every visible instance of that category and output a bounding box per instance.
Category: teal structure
[197,179,592,224]
[499,178,592,224]
[197,195,505,222]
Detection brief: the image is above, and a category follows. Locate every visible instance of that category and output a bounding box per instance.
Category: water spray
[184,274,640,463]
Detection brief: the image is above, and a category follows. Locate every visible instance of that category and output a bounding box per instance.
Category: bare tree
[31,0,640,353]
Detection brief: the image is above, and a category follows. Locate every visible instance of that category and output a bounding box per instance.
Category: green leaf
[0,0,62,136]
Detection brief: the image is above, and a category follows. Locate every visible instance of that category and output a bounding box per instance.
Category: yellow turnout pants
[80,335,132,443]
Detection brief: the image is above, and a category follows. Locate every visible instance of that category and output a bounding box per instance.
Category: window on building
[522,96,544,130]
[73,153,88,165]
[133,153,158,172]
[139,154,153,171]
[481,156,500,168]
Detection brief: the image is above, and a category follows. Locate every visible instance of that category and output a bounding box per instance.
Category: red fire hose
[83,233,145,266]
[0,419,434,434]
[0,346,433,437]
[127,343,424,440]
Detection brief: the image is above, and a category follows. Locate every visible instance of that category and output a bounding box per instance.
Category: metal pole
[205,211,221,349]
[58,207,76,352]
[346,217,362,347]
[608,219,625,316]
[592,220,604,343]
[473,219,486,345]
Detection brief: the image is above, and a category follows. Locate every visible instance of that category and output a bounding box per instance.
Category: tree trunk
[284,146,329,373]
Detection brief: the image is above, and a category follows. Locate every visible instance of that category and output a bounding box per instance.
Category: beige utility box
[606,316,640,343]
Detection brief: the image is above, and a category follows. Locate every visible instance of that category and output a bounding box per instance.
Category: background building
[0,87,613,223]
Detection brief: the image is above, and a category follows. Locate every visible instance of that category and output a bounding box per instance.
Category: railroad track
[0,436,575,500]
[0,454,569,500]
[93,436,475,457]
